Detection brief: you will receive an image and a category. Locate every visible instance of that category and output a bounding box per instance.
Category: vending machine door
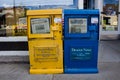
[64,16,90,38]
[28,16,54,39]
[64,10,99,40]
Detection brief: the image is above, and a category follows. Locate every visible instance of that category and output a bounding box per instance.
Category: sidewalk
[0,40,120,80]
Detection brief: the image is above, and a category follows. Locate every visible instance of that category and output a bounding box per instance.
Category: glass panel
[30,18,50,34]
[84,0,95,9]
[0,0,76,37]
[0,7,27,36]
[102,0,119,31]
[69,18,87,33]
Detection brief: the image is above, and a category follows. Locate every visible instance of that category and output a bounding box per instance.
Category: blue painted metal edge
[64,9,99,14]
[64,68,98,74]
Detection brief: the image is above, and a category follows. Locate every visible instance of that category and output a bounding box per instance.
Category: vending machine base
[30,69,63,74]
[64,68,98,74]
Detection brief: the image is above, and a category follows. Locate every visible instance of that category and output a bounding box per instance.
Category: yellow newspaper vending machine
[27,9,63,74]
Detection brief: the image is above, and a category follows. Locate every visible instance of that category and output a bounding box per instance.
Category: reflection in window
[0,7,27,36]
[31,18,50,34]
[69,18,87,33]
[102,0,118,31]
[0,0,77,37]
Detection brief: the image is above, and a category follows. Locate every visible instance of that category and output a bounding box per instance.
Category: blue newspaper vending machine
[64,9,99,73]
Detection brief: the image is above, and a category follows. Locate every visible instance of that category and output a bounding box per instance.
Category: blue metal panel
[64,40,98,73]
[64,9,99,73]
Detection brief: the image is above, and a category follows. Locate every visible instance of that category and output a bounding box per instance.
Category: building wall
[0,0,78,56]
[0,0,119,56]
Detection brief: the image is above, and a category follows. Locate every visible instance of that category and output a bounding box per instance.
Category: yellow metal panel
[29,40,63,74]
[27,9,62,16]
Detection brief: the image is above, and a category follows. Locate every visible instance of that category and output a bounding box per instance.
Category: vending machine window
[69,18,87,33]
[30,18,50,34]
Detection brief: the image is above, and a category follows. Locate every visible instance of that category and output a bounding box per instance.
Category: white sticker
[91,17,98,24]
[54,18,62,23]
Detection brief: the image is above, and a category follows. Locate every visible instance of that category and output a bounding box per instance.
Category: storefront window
[0,7,27,36]
[69,18,87,33]
[0,0,76,37]
[102,0,119,31]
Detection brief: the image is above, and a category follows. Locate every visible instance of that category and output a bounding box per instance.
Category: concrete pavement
[0,40,120,80]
